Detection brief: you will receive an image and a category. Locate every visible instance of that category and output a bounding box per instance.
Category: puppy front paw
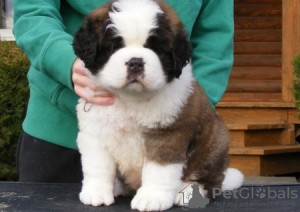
[131,187,175,211]
[79,185,114,207]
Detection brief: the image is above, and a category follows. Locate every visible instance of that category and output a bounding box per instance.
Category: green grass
[0,41,29,181]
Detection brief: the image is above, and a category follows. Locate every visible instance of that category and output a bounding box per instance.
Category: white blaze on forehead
[108,0,163,46]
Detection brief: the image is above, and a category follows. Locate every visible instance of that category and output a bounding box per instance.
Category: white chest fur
[77,99,146,173]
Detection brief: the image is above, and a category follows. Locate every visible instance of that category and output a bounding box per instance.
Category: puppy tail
[221,168,244,191]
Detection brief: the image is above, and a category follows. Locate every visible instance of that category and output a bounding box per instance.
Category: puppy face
[73,0,192,94]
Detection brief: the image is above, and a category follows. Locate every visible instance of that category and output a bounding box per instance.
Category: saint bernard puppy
[73,0,244,211]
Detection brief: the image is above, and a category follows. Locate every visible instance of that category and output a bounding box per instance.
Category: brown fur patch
[88,3,111,26]
[144,82,230,197]
[155,0,182,34]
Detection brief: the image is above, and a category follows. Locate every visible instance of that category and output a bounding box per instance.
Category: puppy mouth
[127,79,140,86]
[126,73,145,85]
[123,75,147,92]
[127,77,142,84]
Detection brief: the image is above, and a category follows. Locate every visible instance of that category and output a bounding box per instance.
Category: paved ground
[1,182,300,211]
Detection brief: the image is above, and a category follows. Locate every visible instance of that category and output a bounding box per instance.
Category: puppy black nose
[126,57,144,74]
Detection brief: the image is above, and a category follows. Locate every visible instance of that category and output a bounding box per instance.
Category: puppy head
[73,0,192,94]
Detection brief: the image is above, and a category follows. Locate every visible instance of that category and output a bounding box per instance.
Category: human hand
[72,58,114,106]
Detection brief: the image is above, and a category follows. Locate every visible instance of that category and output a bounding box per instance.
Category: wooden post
[282,0,300,103]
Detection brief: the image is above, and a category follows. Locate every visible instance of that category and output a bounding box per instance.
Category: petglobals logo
[178,184,209,209]
[212,187,298,200]
[178,185,298,209]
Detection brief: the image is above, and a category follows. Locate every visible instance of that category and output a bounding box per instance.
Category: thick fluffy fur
[73,0,243,211]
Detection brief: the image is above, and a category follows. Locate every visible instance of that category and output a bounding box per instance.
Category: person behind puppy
[13,0,234,182]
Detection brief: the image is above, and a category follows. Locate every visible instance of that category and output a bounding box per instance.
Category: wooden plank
[235,4,281,17]
[230,67,282,80]
[280,124,296,145]
[229,145,300,155]
[226,80,281,93]
[230,130,283,147]
[229,155,261,176]
[234,42,281,54]
[222,93,282,102]
[261,154,300,175]
[235,0,282,4]
[244,130,283,146]
[282,0,300,103]
[217,108,288,123]
[228,123,288,147]
[227,123,287,130]
[217,101,295,108]
[288,108,300,124]
[230,154,300,176]
[230,131,246,147]
[228,123,294,147]
[235,17,281,29]
[234,54,281,67]
[235,29,281,42]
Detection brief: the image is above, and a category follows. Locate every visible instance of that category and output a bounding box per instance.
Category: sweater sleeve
[13,0,76,90]
[190,0,234,107]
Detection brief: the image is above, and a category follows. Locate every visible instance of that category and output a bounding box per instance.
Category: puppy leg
[131,161,183,211]
[77,132,116,206]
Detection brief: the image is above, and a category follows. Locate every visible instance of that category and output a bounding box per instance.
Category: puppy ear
[73,3,111,73]
[155,1,192,78]
[73,17,101,73]
[172,30,193,78]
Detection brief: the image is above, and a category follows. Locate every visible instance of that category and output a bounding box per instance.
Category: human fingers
[74,85,114,106]
[72,58,115,105]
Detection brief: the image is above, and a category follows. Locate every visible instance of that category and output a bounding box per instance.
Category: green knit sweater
[13,0,234,149]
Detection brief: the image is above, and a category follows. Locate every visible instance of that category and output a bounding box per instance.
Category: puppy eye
[144,34,171,53]
[144,35,160,52]
[111,43,119,51]
[110,37,124,51]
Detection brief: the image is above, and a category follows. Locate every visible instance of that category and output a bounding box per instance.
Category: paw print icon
[255,188,266,199]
